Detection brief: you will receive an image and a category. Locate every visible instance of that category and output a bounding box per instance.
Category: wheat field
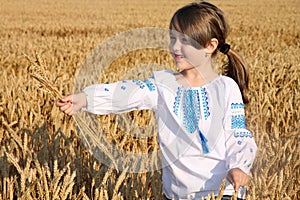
[0,0,299,199]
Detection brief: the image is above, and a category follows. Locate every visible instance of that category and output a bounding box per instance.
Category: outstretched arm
[56,77,158,116]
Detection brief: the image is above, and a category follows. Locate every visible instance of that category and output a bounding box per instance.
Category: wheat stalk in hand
[25,54,118,170]
[25,53,63,99]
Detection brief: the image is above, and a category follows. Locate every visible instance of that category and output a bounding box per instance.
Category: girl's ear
[205,38,219,54]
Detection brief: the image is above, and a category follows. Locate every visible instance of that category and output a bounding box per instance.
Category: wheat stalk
[60,164,76,200]
[73,113,118,170]
[25,53,63,99]
[112,166,128,200]
[216,178,226,200]
[24,54,118,170]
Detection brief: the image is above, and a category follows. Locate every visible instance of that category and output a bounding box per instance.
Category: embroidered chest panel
[173,87,210,133]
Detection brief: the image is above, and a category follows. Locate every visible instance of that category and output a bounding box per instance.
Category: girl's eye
[169,35,190,45]
[181,37,190,44]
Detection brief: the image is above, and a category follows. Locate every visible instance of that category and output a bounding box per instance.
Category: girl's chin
[175,61,193,70]
[175,63,184,69]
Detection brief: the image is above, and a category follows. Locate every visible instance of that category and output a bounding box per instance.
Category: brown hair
[170,1,249,104]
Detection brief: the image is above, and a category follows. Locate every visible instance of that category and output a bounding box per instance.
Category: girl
[57,2,257,200]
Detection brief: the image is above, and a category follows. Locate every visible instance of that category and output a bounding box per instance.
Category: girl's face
[169,29,208,71]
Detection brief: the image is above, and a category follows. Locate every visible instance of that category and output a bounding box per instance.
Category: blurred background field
[0,0,299,199]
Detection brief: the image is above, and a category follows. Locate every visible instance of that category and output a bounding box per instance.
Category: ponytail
[220,44,249,104]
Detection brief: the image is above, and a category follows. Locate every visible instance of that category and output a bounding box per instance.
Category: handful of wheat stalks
[25,54,238,200]
[25,54,118,170]
[26,54,63,99]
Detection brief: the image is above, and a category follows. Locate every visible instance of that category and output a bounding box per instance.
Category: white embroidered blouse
[82,70,257,199]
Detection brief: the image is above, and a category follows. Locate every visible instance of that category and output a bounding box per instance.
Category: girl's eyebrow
[169,31,185,37]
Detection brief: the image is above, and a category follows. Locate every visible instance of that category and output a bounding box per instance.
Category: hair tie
[219,43,230,54]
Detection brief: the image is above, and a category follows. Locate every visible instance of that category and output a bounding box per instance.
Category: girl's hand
[227,168,250,192]
[56,92,87,115]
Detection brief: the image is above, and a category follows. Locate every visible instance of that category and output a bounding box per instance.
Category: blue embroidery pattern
[121,86,126,90]
[132,80,145,89]
[172,87,210,154]
[144,78,156,91]
[234,131,253,138]
[182,89,201,133]
[200,88,210,120]
[231,103,244,109]
[182,89,209,154]
[231,114,246,129]
[104,88,109,91]
[173,87,183,116]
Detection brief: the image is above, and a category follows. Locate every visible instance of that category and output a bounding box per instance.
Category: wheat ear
[25,53,63,99]
[24,54,118,170]
[216,178,226,200]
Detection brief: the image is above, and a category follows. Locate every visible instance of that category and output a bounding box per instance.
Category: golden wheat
[25,54,63,99]
[112,166,128,200]
[25,54,119,170]
[1,0,299,199]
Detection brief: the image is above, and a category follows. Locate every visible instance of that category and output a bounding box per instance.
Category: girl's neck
[177,65,218,87]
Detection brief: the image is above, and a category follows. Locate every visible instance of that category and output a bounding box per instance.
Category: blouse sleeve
[223,78,257,174]
[82,77,158,115]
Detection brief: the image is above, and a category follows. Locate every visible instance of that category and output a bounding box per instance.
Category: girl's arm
[57,77,158,115]
[223,78,257,191]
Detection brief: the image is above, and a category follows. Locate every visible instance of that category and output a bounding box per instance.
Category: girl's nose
[170,39,181,53]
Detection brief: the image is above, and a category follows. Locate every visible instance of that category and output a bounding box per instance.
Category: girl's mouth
[174,53,184,61]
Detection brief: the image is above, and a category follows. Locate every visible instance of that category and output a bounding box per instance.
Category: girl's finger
[56,100,68,107]
[60,95,73,103]
[64,105,74,115]
[241,176,250,186]
[60,103,72,112]
[226,171,234,185]
[234,182,241,192]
